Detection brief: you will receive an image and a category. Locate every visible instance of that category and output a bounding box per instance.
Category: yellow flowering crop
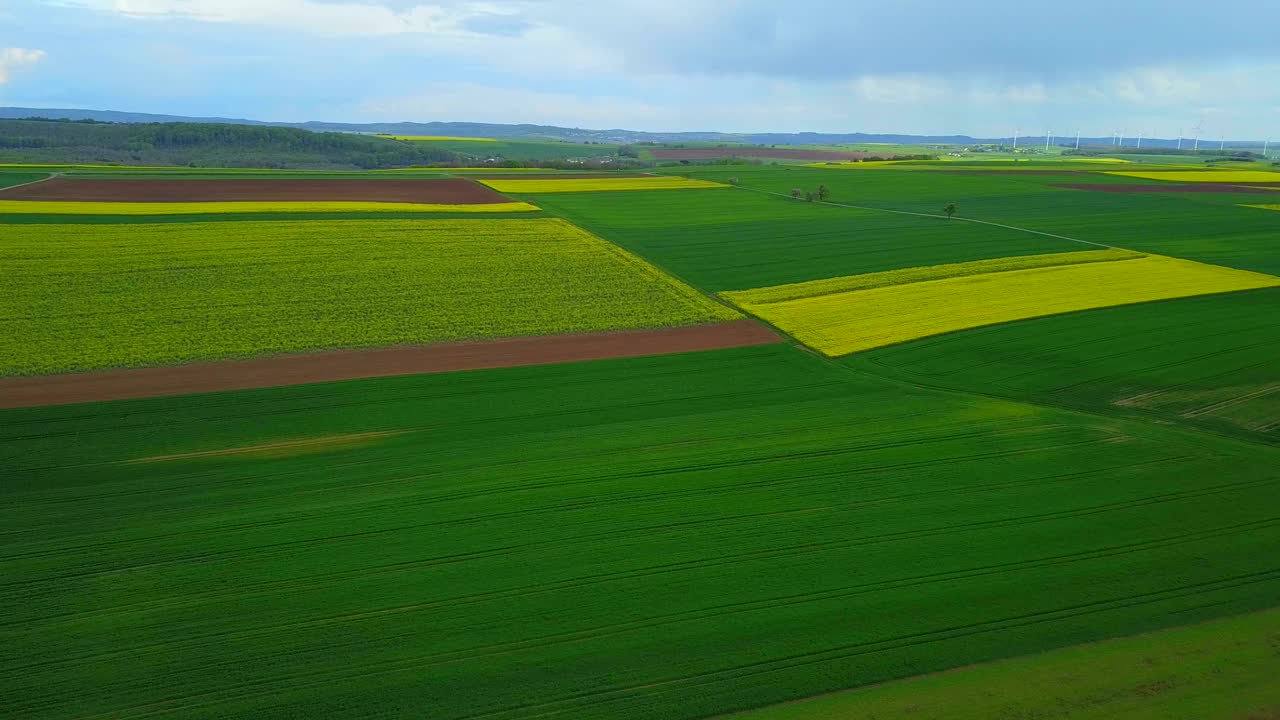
[479,177,727,193]
[0,200,539,215]
[1,218,738,375]
[730,254,1280,356]
[724,249,1142,305]
[1104,170,1280,183]
[1242,205,1280,213]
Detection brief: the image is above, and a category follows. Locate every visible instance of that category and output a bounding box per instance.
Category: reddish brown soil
[1052,183,1280,194]
[651,148,898,161]
[0,178,511,203]
[0,321,780,409]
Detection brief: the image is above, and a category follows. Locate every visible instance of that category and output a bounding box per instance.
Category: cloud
[55,0,531,36]
[0,48,47,83]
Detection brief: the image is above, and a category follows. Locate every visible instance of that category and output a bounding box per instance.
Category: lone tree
[817,184,830,201]
[726,177,740,186]
[804,190,816,202]
[790,188,803,198]
[944,203,958,219]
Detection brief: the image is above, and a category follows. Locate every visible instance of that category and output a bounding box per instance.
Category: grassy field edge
[719,605,1280,720]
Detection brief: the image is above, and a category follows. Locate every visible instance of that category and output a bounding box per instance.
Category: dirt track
[1052,183,1280,194]
[651,148,896,161]
[0,321,780,408]
[0,178,511,203]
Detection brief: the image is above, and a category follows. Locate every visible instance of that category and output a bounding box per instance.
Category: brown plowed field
[1052,183,1280,194]
[651,148,897,161]
[0,320,780,408]
[0,177,511,203]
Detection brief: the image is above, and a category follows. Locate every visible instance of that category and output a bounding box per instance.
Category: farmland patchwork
[0,217,737,375]
[725,252,1280,356]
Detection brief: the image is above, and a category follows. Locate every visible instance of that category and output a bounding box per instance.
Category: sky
[2,0,1279,138]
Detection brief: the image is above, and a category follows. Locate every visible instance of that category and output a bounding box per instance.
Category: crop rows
[527,188,1084,291]
[3,345,1278,719]
[732,253,1280,356]
[0,217,737,374]
[852,287,1280,442]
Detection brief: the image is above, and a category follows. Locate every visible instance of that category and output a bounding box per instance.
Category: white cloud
[57,0,526,36]
[0,48,47,83]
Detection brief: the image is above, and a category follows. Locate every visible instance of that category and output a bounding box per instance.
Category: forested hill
[0,118,459,169]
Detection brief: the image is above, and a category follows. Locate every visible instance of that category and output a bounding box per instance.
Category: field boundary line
[735,185,1124,251]
[0,171,60,194]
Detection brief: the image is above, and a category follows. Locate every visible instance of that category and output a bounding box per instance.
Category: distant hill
[0,118,459,169]
[0,107,979,144]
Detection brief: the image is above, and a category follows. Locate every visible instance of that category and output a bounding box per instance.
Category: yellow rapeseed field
[724,249,1142,305]
[0,200,539,215]
[1104,170,1280,183]
[1242,205,1280,213]
[732,254,1280,356]
[478,177,727,193]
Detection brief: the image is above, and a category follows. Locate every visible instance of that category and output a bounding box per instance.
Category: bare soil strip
[127,431,409,463]
[651,148,898,161]
[0,177,512,204]
[1053,183,1279,194]
[0,321,779,408]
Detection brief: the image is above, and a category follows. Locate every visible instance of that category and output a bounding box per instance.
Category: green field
[5,151,1280,720]
[4,344,1279,719]
[852,288,1280,442]
[0,217,735,374]
[0,171,47,188]
[666,165,1280,275]
[527,187,1088,291]
[726,605,1280,720]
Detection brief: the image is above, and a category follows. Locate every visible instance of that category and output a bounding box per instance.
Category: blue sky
[3,0,1279,138]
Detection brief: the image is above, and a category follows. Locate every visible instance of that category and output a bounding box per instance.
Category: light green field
[3,344,1279,720]
[724,606,1280,720]
[0,217,736,374]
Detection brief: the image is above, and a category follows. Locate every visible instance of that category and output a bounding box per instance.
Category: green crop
[0,217,736,375]
[3,345,1278,719]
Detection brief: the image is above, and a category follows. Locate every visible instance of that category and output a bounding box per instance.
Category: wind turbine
[1265,138,1271,158]
[1013,127,1019,150]
[1075,129,1081,150]
[1045,129,1052,152]
[1119,130,1125,148]
[1219,135,1225,151]
[1177,127,1182,150]
[1137,131,1143,150]
[1193,121,1202,151]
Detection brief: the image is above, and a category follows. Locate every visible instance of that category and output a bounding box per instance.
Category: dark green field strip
[526,188,1085,291]
[0,210,546,224]
[851,288,1280,443]
[672,167,1280,275]
[0,172,48,189]
[3,345,1278,719]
